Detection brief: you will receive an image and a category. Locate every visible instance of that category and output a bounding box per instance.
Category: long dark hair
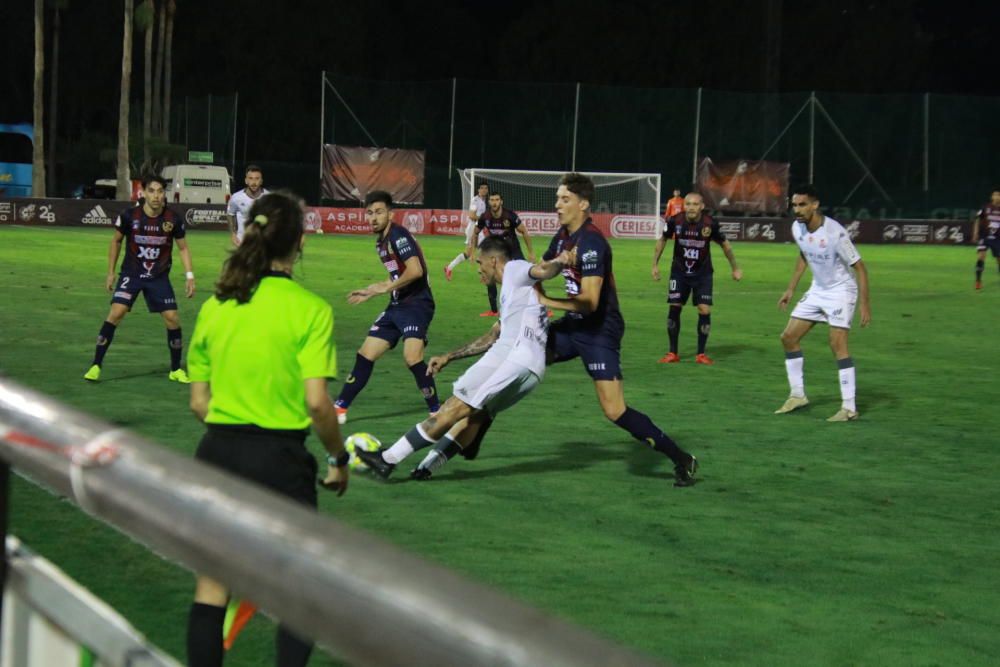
[215,192,304,303]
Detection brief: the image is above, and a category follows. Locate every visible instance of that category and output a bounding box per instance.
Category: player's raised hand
[778,289,793,310]
[320,465,349,496]
[427,354,449,375]
[652,265,661,281]
[105,272,115,292]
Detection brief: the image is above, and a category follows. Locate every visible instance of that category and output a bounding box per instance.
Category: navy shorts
[368,302,434,348]
[977,238,1000,258]
[547,320,623,381]
[668,272,713,306]
[111,273,178,313]
[195,424,317,508]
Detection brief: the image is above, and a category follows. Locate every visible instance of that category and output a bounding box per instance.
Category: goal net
[459,168,662,238]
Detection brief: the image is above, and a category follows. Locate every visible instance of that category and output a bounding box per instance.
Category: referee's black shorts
[195,424,318,508]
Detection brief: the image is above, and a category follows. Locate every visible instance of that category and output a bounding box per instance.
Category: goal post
[460,168,662,224]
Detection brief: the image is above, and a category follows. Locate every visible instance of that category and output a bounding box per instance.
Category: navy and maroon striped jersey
[978,205,1000,241]
[543,219,624,340]
[377,224,433,306]
[477,207,524,257]
[663,213,727,276]
[114,205,186,279]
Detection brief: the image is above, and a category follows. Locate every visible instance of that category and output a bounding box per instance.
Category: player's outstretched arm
[529,248,575,281]
[428,322,502,376]
[778,254,808,310]
[539,275,602,315]
[853,259,872,327]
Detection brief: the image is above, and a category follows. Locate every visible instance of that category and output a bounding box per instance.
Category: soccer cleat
[444,266,453,281]
[479,310,499,317]
[84,364,101,382]
[674,455,698,487]
[354,448,395,479]
[335,406,348,425]
[827,408,859,422]
[168,368,191,384]
[694,353,714,365]
[410,466,433,481]
[774,395,809,414]
[657,352,681,364]
[975,280,982,290]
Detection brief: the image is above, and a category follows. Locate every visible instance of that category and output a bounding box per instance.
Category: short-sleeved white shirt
[227,187,269,240]
[469,195,487,220]
[485,259,548,377]
[792,216,862,292]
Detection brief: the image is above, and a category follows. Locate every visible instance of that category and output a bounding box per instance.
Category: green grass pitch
[2,225,999,666]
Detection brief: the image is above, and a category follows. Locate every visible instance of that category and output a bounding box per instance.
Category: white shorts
[791,288,857,329]
[452,357,541,418]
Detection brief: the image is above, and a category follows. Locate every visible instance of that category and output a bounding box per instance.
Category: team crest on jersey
[701,226,711,238]
[162,221,174,233]
[503,220,510,228]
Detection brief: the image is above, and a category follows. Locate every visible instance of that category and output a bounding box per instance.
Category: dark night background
[1,0,998,206]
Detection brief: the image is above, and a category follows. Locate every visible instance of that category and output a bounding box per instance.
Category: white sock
[383,423,435,464]
[838,359,856,412]
[447,252,467,271]
[785,352,805,398]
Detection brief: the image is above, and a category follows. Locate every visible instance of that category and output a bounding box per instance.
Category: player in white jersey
[226,165,268,245]
[356,235,575,479]
[443,182,489,280]
[775,185,871,422]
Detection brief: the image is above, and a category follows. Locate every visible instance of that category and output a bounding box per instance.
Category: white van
[160,164,231,204]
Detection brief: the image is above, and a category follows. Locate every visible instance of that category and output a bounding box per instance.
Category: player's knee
[162,312,181,329]
[779,329,798,348]
[697,305,711,316]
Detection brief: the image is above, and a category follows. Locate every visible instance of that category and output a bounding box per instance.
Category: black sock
[408,361,441,412]
[167,328,183,371]
[613,406,688,465]
[186,602,226,667]
[976,259,984,281]
[487,284,498,312]
[697,313,711,355]
[92,321,117,366]
[667,307,681,354]
[336,354,375,408]
[276,625,313,667]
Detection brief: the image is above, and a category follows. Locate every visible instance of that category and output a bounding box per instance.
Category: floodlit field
[2,225,999,666]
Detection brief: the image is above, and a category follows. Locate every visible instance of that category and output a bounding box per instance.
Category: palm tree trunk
[117,0,134,200]
[152,0,165,135]
[162,0,175,140]
[46,6,61,196]
[142,0,153,167]
[32,0,46,197]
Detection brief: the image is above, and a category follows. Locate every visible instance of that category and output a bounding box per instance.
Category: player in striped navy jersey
[84,175,195,383]
[334,191,440,424]
[972,189,1000,289]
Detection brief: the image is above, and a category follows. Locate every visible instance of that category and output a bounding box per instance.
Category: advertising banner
[696,158,790,215]
[0,198,229,229]
[320,145,425,204]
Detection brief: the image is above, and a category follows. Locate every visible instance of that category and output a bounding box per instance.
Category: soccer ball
[344,432,381,470]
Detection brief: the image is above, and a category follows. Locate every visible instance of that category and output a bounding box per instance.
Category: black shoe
[409,466,432,481]
[674,455,698,487]
[460,439,481,460]
[355,448,395,480]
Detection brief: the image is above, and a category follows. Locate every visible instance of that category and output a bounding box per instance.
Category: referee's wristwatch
[327,451,351,468]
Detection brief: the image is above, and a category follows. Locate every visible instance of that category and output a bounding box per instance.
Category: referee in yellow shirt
[185,192,348,667]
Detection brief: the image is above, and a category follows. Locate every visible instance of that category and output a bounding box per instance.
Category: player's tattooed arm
[651,235,667,281]
[721,240,743,281]
[427,322,502,375]
[529,248,576,281]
